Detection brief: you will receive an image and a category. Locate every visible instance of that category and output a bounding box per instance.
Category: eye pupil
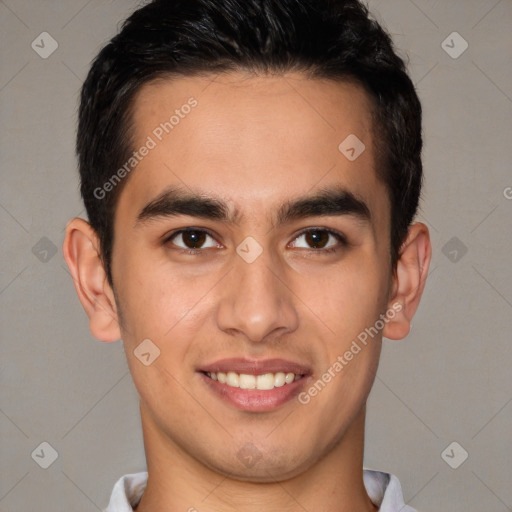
[183,230,206,248]
[306,230,329,248]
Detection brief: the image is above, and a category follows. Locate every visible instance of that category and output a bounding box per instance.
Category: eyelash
[163,227,348,256]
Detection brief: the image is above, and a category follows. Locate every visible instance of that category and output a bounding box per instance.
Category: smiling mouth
[203,371,304,390]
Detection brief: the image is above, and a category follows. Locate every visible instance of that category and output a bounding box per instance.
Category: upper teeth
[206,371,301,390]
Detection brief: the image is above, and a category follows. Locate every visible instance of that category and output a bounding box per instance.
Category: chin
[203,443,315,483]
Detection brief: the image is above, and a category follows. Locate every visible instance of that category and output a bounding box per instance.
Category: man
[63,0,431,510]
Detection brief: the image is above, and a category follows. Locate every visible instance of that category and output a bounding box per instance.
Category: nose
[215,246,299,343]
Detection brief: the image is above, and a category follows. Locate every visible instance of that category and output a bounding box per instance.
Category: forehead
[118,72,388,230]
[131,72,375,160]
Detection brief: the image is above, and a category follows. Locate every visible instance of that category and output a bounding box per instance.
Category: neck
[135,403,377,512]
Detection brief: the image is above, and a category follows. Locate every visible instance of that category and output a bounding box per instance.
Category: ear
[382,222,432,340]
[62,218,121,342]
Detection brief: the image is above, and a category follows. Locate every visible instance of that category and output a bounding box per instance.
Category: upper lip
[199,358,311,376]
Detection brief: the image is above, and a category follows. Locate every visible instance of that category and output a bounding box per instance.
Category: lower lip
[199,372,308,412]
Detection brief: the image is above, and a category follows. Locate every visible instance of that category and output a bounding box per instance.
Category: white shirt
[104,469,418,511]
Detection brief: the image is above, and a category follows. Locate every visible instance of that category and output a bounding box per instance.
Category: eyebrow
[134,185,371,228]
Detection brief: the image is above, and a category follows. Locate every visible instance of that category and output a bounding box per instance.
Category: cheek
[115,262,205,409]
[114,248,221,356]
[296,254,388,340]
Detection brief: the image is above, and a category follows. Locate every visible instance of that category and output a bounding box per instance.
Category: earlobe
[382,222,432,340]
[62,218,121,343]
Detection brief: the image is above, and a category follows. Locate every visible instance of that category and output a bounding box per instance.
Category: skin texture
[63,73,431,512]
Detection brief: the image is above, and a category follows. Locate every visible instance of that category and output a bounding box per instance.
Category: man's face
[110,73,394,480]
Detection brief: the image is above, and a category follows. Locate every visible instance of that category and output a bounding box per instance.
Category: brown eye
[181,230,207,248]
[290,228,347,252]
[305,230,330,249]
[167,229,219,250]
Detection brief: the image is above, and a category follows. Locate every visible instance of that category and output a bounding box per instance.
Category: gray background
[1,0,511,511]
